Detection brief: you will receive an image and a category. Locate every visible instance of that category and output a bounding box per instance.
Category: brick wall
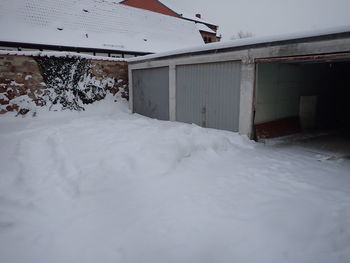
[0,56,45,114]
[0,54,128,115]
[90,60,128,95]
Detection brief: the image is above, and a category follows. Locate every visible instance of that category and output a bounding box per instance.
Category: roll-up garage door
[132,67,169,120]
[176,61,241,132]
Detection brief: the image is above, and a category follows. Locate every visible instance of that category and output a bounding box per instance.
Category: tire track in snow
[45,130,81,198]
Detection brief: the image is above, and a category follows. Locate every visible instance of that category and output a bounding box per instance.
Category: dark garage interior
[254,56,350,157]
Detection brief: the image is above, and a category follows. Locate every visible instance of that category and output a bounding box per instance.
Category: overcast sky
[165,0,350,40]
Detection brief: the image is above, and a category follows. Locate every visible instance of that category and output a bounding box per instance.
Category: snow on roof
[0,0,203,54]
[0,50,126,62]
[180,12,217,27]
[128,25,350,63]
[158,0,217,27]
[195,23,216,34]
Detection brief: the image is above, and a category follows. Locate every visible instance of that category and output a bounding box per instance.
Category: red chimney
[195,13,201,19]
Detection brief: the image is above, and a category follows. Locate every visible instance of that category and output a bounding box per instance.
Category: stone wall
[0,54,128,115]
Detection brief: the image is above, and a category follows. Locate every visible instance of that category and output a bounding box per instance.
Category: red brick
[6,90,15,100]
[18,86,27,95]
[35,89,43,95]
[0,99,9,105]
[15,74,24,83]
[6,105,14,111]
[34,99,45,106]
[12,104,19,111]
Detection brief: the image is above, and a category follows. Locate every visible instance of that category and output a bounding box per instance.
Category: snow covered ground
[0,95,349,263]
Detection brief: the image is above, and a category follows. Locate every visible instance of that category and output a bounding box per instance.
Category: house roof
[0,0,203,54]
[158,0,218,27]
[195,23,216,34]
[118,0,218,28]
[119,0,179,18]
[128,26,350,63]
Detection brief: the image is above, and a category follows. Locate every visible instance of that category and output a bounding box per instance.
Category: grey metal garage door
[132,67,169,120]
[176,61,241,132]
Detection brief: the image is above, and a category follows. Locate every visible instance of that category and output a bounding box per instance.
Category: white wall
[254,62,329,124]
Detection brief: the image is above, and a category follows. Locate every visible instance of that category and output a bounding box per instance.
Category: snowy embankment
[0,96,349,263]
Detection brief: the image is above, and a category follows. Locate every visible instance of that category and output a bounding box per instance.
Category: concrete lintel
[128,50,247,70]
[129,37,350,71]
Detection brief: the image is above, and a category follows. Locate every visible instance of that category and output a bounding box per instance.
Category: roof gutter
[0,41,151,56]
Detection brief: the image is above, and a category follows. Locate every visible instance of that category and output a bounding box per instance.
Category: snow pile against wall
[0,98,349,263]
[0,53,128,115]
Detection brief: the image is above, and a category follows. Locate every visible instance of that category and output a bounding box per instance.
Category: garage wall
[132,67,169,120]
[255,63,329,124]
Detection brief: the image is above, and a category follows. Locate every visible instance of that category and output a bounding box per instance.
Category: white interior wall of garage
[255,63,328,124]
[255,61,350,129]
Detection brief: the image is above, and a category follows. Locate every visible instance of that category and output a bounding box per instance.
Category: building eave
[0,41,151,56]
[128,30,350,64]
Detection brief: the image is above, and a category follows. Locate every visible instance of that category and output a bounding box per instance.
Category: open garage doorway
[254,55,350,158]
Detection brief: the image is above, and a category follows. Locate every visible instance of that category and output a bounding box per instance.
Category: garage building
[128,27,350,140]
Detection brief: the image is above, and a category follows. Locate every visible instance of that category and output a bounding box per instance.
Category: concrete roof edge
[128,26,350,64]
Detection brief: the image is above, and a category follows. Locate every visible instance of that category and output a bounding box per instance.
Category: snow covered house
[128,27,350,140]
[0,0,203,58]
[119,0,220,43]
